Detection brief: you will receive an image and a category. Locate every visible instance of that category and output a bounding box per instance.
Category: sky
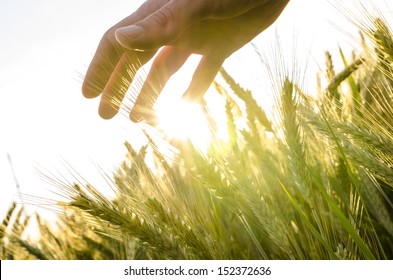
[0,0,392,219]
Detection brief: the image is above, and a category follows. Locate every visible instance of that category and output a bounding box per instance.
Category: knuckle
[101,27,124,53]
[102,28,117,47]
[103,27,116,41]
[152,6,175,28]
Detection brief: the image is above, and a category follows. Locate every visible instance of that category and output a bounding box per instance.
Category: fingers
[82,32,124,99]
[98,50,155,119]
[182,56,223,102]
[130,46,190,122]
[131,53,223,123]
[115,0,205,50]
[82,0,172,99]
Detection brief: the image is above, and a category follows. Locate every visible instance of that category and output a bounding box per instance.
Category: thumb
[115,0,202,50]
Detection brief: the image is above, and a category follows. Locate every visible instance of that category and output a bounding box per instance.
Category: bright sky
[0,0,392,218]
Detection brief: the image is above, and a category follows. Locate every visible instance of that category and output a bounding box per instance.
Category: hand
[82,0,289,121]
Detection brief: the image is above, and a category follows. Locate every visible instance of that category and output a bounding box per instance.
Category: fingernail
[115,25,144,42]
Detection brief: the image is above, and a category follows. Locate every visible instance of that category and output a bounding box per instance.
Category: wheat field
[1,6,393,260]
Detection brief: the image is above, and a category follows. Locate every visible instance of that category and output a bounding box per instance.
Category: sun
[146,54,229,152]
[155,97,212,152]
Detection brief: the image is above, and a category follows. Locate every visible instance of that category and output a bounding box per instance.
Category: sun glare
[155,99,212,152]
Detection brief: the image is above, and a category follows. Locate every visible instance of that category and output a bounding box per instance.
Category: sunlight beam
[155,98,211,152]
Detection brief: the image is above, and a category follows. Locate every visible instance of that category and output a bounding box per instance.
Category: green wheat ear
[374,18,393,66]
[3,6,393,260]
[220,68,273,132]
